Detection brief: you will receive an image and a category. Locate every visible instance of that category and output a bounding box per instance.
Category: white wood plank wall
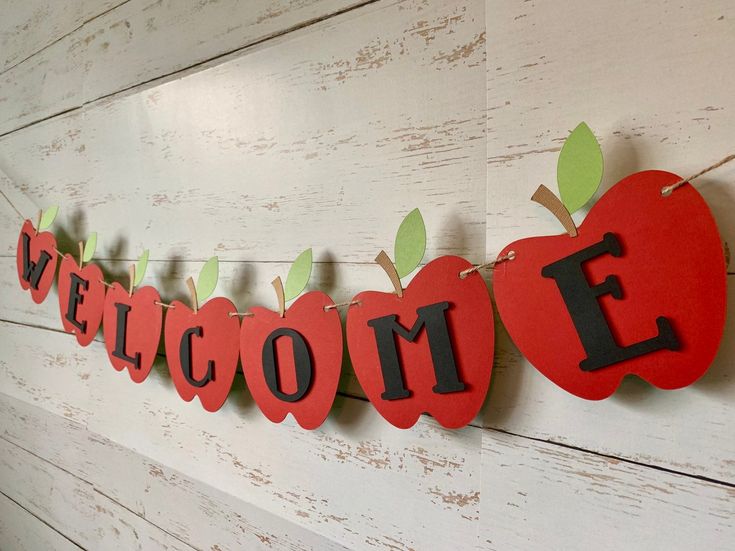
[0,0,733,549]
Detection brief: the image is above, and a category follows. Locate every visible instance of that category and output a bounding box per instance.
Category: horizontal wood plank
[0,0,370,134]
[0,395,351,551]
[0,0,487,265]
[0,436,195,550]
[0,0,119,72]
[1,346,733,550]
[0,491,82,551]
[0,319,483,550]
[479,430,735,550]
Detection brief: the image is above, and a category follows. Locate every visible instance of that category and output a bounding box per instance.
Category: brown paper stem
[36,210,42,235]
[272,276,286,317]
[186,276,198,313]
[78,241,84,269]
[375,250,403,297]
[531,184,578,237]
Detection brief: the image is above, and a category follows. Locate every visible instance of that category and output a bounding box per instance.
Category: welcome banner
[14,124,729,429]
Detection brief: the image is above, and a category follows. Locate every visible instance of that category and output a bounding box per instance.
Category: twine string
[459,251,516,278]
[661,153,735,196]
[228,311,254,317]
[324,299,361,312]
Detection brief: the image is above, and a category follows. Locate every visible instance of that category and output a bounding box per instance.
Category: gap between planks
[0,0,133,78]
[0,0,382,141]
[0,488,86,550]
[1,315,733,491]
[0,433,198,551]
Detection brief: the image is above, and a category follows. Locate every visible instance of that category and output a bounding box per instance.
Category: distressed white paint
[0,0,370,135]
[0,0,487,266]
[0,0,733,549]
[0,492,81,551]
[0,0,119,72]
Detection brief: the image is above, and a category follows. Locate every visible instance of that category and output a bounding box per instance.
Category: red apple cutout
[346,209,494,429]
[58,233,106,346]
[164,257,240,412]
[103,250,163,383]
[240,249,343,430]
[16,206,60,303]
[493,125,726,399]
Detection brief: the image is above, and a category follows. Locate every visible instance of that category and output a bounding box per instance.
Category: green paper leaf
[196,256,219,302]
[394,208,426,278]
[284,248,313,302]
[557,122,604,213]
[38,205,59,231]
[82,232,97,263]
[133,249,149,287]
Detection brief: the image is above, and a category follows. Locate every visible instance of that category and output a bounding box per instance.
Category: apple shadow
[480,299,529,428]
[225,260,256,313]
[309,249,372,430]
[436,210,473,262]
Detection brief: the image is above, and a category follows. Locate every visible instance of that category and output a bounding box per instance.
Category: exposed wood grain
[0,437,196,550]
[479,430,735,550]
[0,319,484,550]
[0,0,120,72]
[0,491,82,551]
[0,0,372,135]
[0,0,487,265]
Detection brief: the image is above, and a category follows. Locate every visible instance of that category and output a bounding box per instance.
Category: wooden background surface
[0,1,733,549]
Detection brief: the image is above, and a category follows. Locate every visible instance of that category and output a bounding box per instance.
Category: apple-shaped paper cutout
[102,251,162,383]
[57,234,105,346]
[493,170,727,399]
[164,257,240,412]
[240,249,343,430]
[16,211,59,303]
[347,210,494,429]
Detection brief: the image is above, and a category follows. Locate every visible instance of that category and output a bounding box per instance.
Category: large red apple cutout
[58,233,106,346]
[240,249,343,430]
[16,206,60,303]
[103,250,163,383]
[164,257,240,412]
[346,209,494,429]
[493,124,726,399]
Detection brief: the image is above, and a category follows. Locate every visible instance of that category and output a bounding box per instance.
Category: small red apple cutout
[16,206,60,303]
[102,250,163,384]
[240,248,343,430]
[346,209,494,429]
[58,232,106,347]
[492,123,727,399]
[164,257,240,412]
